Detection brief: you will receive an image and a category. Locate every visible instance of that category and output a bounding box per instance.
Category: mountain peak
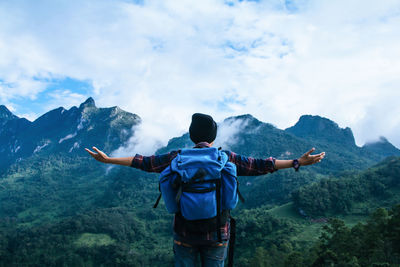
[0,104,10,114]
[79,97,96,110]
[376,136,389,143]
[285,115,356,146]
[221,114,266,130]
[363,136,400,158]
[0,105,18,120]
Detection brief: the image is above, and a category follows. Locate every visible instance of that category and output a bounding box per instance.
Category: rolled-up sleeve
[224,150,276,176]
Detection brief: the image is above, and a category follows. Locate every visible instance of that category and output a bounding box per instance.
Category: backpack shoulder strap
[153,150,182,209]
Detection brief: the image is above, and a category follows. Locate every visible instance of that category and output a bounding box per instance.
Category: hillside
[292,156,400,217]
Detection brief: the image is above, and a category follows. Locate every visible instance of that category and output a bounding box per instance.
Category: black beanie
[189,113,217,144]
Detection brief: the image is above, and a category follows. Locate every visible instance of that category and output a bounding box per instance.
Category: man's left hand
[298,148,325,166]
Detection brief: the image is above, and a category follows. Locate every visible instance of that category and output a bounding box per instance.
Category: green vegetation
[1,154,399,266]
[292,157,400,217]
[238,205,400,266]
[310,206,400,266]
[74,233,116,248]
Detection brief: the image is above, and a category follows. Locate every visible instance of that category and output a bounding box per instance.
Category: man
[86,113,325,266]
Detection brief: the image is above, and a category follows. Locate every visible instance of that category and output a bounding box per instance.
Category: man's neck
[194,142,212,148]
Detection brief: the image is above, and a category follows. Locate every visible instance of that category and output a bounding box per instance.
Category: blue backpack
[153,147,244,240]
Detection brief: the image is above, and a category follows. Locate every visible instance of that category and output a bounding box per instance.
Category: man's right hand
[85,147,110,163]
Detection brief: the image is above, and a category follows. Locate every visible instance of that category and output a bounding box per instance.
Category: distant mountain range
[158,115,400,174]
[0,98,140,173]
[1,98,400,174]
[286,115,400,158]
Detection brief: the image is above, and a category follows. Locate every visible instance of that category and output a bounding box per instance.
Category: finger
[313,152,325,158]
[310,154,321,161]
[305,148,316,156]
[310,154,322,160]
[92,147,101,154]
[85,148,95,155]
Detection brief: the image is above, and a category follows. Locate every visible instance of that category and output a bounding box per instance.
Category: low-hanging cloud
[214,117,251,150]
[1,0,400,148]
[111,122,172,157]
[111,115,253,156]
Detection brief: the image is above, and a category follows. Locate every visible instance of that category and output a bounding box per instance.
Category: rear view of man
[86,113,325,266]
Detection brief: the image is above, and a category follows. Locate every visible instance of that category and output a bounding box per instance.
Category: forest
[0,155,399,266]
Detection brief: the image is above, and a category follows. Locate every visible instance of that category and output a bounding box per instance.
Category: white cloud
[59,132,77,144]
[44,89,87,112]
[111,122,177,156]
[214,117,251,150]
[1,0,400,151]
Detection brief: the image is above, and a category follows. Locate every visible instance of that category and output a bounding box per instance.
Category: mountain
[285,115,356,147]
[0,97,141,173]
[158,114,313,159]
[156,113,400,208]
[285,115,400,162]
[0,105,18,121]
[159,114,400,175]
[2,100,400,217]
[0,105,32,171]
[2,102,399,211]
[362,136,400,158]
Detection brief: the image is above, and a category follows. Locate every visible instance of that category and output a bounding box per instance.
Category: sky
[1,0,400,153]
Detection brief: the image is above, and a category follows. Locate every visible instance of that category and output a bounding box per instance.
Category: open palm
[299,148,325,166]
[85,147,110,163]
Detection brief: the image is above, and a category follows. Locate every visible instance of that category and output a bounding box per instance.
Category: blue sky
[3,77,92,119]
[1,0,400,152]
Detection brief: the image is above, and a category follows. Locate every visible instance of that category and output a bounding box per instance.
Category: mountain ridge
[2,102,396,150]
[285,115,356,147]
[0,98,141,173]
[362,136,400,158]
[0,105,19,121]
[1,98,399,173]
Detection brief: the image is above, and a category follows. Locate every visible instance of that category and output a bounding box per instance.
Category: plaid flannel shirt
[130,142,276,243]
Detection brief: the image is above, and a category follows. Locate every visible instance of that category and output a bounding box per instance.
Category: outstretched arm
[85,146,179,172]
[275,148,325,170]
[85,147,133,166]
